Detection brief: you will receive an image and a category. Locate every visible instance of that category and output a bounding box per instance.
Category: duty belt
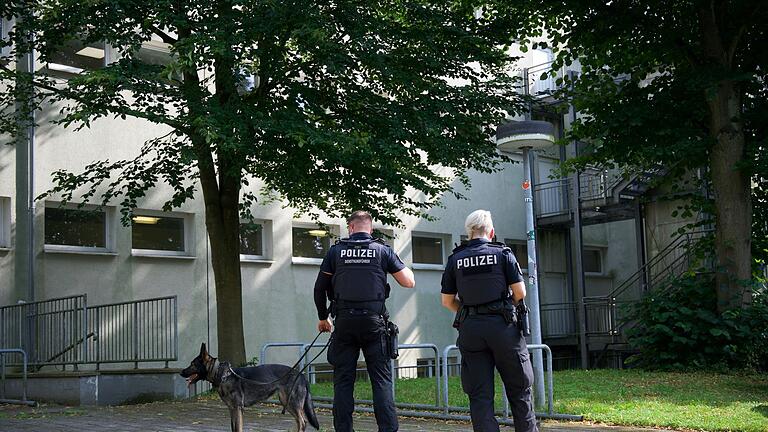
[454,299,517,329]
[465,299,512,316]
[333,300,388,318]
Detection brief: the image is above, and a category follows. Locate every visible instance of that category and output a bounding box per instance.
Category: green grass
[311,369,768,432]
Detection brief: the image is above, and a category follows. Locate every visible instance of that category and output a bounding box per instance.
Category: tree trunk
[699,4,753,312]
[708,79,753,312]
[197,155,247,365]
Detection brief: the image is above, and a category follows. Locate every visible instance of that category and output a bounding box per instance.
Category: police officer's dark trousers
[457,314,538,432]
[328,310,398,432]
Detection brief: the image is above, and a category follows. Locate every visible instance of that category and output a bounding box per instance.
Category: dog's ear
[200,342,207,356]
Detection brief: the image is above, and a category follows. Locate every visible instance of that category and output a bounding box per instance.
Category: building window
[504,239,528,270]
[0,197,9,248]
[48,40,107,74]
[412,234,445,265]
[240,222,264,256]
[0,18,12,61]
[44,204,110,252]
[584,248,603,274]
[132,212,189,255]
[292,225,333,260]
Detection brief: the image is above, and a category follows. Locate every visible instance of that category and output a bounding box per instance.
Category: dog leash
[226,330,330,387]
[281,334,333,413]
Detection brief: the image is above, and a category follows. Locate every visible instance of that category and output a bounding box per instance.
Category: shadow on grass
[752,404,768,418]
[553,369,768,408]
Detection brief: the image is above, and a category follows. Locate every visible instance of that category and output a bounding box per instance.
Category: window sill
[291,257,324,266]
[44,247,117,257]
[0,247,11,253]
[131,250,196,260]
[412,263,445,271]
[45,63,85,75]
[240,257,274,265]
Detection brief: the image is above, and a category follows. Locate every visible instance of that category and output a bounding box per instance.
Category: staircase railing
[535,179,570,217]
[582,229,713,338]
[608,229,712,302]
[535,167,632,218]
[0,295,178,370]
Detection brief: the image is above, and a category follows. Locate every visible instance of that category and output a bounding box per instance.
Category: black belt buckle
[348,308,369,316]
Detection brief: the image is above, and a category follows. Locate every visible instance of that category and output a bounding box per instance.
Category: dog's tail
[304,381,320,430]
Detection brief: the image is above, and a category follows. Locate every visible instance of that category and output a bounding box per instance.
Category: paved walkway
[0,399,673,432]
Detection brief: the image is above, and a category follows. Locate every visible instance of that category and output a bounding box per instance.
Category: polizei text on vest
[456,254,498,269]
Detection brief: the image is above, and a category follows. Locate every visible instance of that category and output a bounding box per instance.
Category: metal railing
[440,344,578,421]
[582,298,617,336]
[0,295,178,370]
[526,61,565,98]
[86,296,178,369]
[0,348,36,406]
[258,340,582,423]
[607,229,713,302]
[534,168,626,218]
[540,302,578,338]
[0,295,88,368]
[535,179,570,217]
[261,342,442,412]
[577,229,714,339]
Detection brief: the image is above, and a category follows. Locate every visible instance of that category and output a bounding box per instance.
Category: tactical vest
[451,241,510,306]
[332,237,389,302]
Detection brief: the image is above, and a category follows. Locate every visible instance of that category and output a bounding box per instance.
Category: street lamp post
[496,119,555,410]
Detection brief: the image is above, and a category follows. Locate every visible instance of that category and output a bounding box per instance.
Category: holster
[516,301,530,336]
[452,306,468,329]
[501,302,517,325]
[385,321,399,359]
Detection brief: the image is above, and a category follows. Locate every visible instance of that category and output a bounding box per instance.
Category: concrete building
[0,26,696,404]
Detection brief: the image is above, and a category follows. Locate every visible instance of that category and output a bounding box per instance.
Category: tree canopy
[1,0,527,363]
[1,0,526,225]
[502,0,767,310]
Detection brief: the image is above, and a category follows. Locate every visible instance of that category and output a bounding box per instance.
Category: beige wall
[0,91,642,370]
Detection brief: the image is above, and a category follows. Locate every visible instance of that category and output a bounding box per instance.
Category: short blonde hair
[465,210,494,239]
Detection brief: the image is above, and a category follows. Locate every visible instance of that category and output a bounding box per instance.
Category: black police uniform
[441,238,538,432]
[318,232,405,432]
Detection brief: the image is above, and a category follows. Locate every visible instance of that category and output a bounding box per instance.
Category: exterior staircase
[534,165,667,228]
[581,229,712,339]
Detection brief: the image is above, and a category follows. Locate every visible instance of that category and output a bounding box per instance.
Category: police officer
[440,210,538,432]
[314,211,415,432]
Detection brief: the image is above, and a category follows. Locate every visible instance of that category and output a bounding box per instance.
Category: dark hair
[347,210,372,224]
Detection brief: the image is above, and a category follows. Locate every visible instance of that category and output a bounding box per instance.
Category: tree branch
[0,63,192,134]
[726,3,761,66]
[149,26,177,45]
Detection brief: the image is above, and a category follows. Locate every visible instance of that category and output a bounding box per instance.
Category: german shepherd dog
[180,343,320,432]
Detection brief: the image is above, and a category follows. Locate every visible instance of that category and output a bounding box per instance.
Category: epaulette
[451,243,467,254]
[488,241,512,252]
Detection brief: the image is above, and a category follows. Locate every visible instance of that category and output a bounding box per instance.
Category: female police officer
[313,211,415,432]
[440,210,538,432]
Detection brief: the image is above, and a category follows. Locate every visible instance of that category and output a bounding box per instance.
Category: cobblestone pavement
[0,399,674,432]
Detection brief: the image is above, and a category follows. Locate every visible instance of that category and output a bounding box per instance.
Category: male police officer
[440,210,538,432]
[314,211,415,432]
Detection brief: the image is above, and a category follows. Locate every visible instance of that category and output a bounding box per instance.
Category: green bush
[625,273,768,371]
